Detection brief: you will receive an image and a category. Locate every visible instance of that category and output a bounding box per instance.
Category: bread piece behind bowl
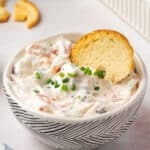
[71,30,134,83]
[14,0,40,28]
[0,0,6,6]
[0,6,10,22]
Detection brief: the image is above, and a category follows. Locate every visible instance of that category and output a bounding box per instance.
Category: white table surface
[0,0,150,150]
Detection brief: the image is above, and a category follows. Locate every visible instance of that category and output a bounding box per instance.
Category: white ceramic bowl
[3,33,147,150]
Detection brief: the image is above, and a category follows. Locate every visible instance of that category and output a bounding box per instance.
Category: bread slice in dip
[71,30,134,83]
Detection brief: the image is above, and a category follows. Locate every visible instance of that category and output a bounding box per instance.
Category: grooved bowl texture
[3,33,147,150]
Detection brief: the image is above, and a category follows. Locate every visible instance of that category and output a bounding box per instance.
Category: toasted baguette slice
[71,30,134,83]
[14,0,40,28]
[0,0,6,6]
[0,6,10,22]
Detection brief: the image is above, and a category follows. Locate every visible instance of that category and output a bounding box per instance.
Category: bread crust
[0,0,6,6]
[0,6,10,22]
[14,0,40,28]
[71,29,134,83]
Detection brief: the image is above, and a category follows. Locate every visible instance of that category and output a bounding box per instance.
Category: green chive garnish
[61,85,68,92]
[33,89,40,94]
[35,72,42,79]
[94,70,106,79]
[54,84,60,88]
[46,78,52,84]
[50,80,55,85]
[80,66,92,75]
[71,84,76,91]
[54,81,60,88]
[62,77,69,83]
[80,66,85,71]
[84,68,92,75]
[59,72,65,78]
[47,79,60,88]
[67,72,77,77]
[94,86,100,90]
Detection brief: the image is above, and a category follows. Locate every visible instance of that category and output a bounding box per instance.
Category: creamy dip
[8,37,139,118]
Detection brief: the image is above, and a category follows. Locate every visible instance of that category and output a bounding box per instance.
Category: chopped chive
[80,66,92,75]
[54,84,60,88]
[33,89,40,94]
[67,72,77,77]
[61,85,68,92]
[46,78,52,84]
[94,70,106,79]
[62,77,69,83]
[80,66,85,71]
[84,68,92,75]
[71,84,76,91]
[47,79,60,88]
[35,72,42,79]
[59,72,65,78]
[51,80,55,85]
[54,81,60,88]
[94,86,100,90]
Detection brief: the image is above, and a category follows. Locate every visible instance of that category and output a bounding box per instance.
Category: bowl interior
[3,33,148,122]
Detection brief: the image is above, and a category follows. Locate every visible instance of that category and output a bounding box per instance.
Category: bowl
[3,33,147,150]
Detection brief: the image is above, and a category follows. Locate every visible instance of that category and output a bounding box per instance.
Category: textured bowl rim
[3,32,148,123]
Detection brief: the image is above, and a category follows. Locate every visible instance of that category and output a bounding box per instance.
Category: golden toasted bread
[0,6,10,22]
[71,30,134,83]
[14,0,40,28]
[0,0,5,6]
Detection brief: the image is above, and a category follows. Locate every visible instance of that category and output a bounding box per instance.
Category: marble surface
[0,0,150,150]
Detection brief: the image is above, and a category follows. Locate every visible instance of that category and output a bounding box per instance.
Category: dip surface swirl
[8,37,139,118]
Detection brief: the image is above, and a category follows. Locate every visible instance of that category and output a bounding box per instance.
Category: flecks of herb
[94,70,106,79]
[54,81,60,88]
[61,85,68,92]
[59,72,65,78]
[51,80,55,85]
[94,86,100,90]
[84,68,92,75]
[35,72,42,79]
[80,66,86,71]
[62,77,69,83]
[71,84,76,91]
[33,89,40,94]
[67,72,77,77]
[80,66,92,75]
[46,78,52,84]
[46,78,56,85]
